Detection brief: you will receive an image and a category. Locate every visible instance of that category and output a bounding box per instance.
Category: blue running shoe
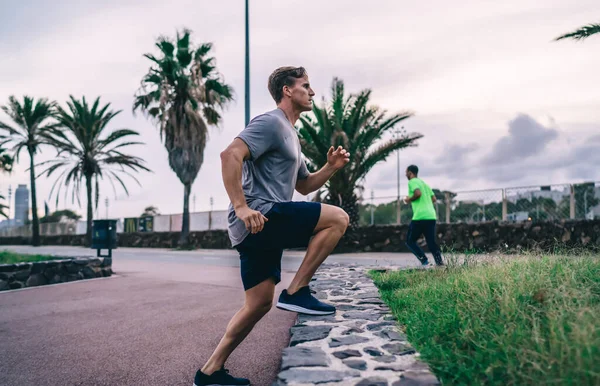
[276,286,336,315]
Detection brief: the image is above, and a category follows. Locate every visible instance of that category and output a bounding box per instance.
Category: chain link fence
[0,210,229,237]
[2,182,599,235]
[447,189,504,223]
[360,182,600,225]
[504,184,571,222]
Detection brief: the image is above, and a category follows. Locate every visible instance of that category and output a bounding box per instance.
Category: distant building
[507,211,529,222]
[14,184,29,226]
[588,203,600,220]
[0,219,16,230]
[508,188,569,204]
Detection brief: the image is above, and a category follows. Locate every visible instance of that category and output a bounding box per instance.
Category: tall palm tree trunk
[29,150,40,246]
[179,182,191,247]
[85,175,93,246]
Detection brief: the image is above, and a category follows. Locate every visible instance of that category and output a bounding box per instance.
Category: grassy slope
[371,255,600,385]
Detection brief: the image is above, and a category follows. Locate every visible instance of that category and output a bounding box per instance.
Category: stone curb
[274,263,440,386]
[0,256,112,292]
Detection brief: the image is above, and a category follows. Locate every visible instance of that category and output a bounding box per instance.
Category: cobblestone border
[0,257,113,291]
[274,263,440,386]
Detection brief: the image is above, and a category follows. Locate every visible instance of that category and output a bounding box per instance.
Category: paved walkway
[275,263,439,385]
[0,246,420,385]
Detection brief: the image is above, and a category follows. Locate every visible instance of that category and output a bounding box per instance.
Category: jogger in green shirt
[403,165,444,266]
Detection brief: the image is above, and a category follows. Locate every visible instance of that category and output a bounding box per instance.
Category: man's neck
[277,102,301,125]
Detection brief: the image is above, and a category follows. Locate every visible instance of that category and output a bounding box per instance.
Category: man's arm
[296,163,337,195]
[432,195,437,203]
[296,146,350,195]
[404,189,422,204]
[220,138,268,234]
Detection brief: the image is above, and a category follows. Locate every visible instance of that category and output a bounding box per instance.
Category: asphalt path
[0,245,418,385]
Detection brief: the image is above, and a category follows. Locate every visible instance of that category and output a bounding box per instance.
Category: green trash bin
[92,219,118,257]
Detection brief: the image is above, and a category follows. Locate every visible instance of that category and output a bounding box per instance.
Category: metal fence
[2,182,599,236]
[360,182,600,225]
[0,210,229,238]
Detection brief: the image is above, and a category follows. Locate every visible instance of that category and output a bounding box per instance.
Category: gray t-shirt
[227,108,310,246]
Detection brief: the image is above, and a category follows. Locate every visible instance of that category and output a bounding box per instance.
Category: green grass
[371,254,600,385]
[0,250,67,265]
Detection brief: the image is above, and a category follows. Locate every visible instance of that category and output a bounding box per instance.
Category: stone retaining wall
[338,219,600,254]
[0,257,113,291]
[0,230,231,249]
[1,220,598,253]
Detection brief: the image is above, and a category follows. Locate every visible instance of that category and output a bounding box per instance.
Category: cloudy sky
[1,0,599,218]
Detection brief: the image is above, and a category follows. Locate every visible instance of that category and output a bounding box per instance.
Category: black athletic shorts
[235,201,322,291]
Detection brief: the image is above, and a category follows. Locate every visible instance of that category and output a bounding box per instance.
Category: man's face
[405,169,412,180]
[288,75,315,112]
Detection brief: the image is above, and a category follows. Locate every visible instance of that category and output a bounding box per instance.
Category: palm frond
[97,129,141,150]
[352,133,423,185]
[297,116,329,165]
[0,200,8,218]
[0,121,22,137]
[555,23,600,41]
[194,43,213,60]
[156,39,175,57]
[108,171,131,196]
[176,30,192,67]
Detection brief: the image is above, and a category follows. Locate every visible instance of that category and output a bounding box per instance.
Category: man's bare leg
[201,278,275,375]
[287,204,349,295]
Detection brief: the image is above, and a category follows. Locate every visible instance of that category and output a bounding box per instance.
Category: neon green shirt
[408,178,437,221]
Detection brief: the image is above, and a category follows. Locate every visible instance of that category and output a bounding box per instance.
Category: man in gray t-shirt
[227,107,310,247]
[193,67,351,386]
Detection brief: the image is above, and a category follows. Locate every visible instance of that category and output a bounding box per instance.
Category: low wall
[0,257,113,292]
[0,230,232,249]
[336,219,600,253]
[1,220,599,253]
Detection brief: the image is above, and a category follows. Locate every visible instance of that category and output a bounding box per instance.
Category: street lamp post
[482,201,486,222]
[370,190,374,225]
[584,190,588,219]
[209,196,214,230]
[395,126,403,225]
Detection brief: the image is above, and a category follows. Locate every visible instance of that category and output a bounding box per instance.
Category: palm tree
[40,96,150,245]
[134,29,233,246]
[297,78,422,227]
[555,23,600,41]
[141,205,160,217]
[40,209,81,224]
[0,96,57,246]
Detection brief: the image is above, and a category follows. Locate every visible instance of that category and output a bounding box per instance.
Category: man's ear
[282,85,292,98]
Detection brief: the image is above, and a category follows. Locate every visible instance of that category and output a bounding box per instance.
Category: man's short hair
[407,165,419,176]
[268,66,307,103]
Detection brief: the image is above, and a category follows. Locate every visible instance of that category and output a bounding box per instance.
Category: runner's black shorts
[235,201,322,291]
